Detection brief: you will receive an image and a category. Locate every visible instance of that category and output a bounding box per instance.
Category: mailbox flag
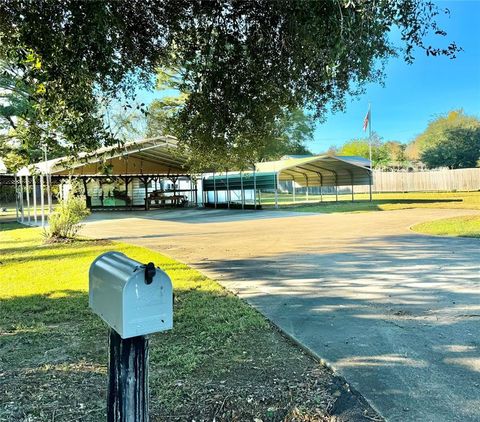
[363,107,370,132]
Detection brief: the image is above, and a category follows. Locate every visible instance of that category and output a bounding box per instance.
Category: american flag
[363,108,370,132]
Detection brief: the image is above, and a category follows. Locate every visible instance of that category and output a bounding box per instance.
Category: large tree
[0,1,461,170]
[414,110,480,169]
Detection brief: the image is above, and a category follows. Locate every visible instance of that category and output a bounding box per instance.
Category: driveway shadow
[195,233,480,422]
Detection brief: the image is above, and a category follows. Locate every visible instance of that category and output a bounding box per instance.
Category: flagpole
[368,103,372,167]
[368,103,373,202]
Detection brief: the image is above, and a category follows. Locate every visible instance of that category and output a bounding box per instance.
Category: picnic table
[146,191,188,209]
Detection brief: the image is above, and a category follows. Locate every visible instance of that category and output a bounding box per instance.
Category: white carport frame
[15,166,51,228]
[254,155,372,208]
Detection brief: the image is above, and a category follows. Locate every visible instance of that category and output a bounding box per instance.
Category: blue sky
[137,1,479,154]
[312,0,480,153]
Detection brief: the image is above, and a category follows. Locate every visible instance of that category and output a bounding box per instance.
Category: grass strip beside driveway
[0,223,379,422]
[277,192,480,214]
[411,215,480,238]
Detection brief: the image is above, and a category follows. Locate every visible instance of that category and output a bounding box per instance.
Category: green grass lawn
[271,191,480,214]
[0,223,376,421]
[411,215,480,238]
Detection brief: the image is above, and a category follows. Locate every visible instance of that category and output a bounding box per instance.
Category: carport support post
[188,176,193,206]
[305,175,309,201]
[25,175,31,224]
[194,176,198,207]
[82,177,92,210]
[170,176,178,205]
[14,175,20,221]
[253,167,257,210]
[46,172,52,213]
[32,176,37,224]
[40,174,45,227]
[142,177,149,210]
[240,171,244,209]
[274,173,279,208]
[213,172,217,209]
[318,173,323,202]
[226,170,230,209]
[292,177,296,203]
[108,329,149,422]
[123,177,132,209]
[202,178,207,207]
[335,175,338,202]
[142,176,155,210]
[351,172,354,202]
[369,171,373,202]
[19,175,24,223]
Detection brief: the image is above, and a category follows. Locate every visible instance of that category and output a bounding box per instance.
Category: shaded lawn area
[0,206,17,223]
[0,223,379,422]
[411,215,480,238]
[274,191,480,214]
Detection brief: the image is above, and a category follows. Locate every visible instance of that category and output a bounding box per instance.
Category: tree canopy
[0,0,461,170]
[414,110,480,169]
[147,88,314,166]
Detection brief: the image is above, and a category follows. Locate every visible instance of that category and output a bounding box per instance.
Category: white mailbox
[89,251,173,339]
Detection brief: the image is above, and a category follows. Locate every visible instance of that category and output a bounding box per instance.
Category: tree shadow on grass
[0,222,29,232]
[0,241,117,265]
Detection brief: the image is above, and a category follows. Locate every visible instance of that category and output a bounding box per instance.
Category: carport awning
[255,155,371,187]
[16,136,188,176]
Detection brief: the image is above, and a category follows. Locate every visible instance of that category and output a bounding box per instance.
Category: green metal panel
[203,172,277,191]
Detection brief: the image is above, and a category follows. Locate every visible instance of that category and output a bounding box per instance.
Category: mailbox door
[122,269,173,339]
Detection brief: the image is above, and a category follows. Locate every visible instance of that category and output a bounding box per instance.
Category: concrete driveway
[82,207,480,422]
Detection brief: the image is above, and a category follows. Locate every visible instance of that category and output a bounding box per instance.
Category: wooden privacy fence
[368,168,480,192]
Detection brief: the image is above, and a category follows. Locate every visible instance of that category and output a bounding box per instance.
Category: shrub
[45,196,90,240]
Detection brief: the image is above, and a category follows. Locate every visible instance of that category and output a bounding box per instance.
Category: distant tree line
[333,110,480,170]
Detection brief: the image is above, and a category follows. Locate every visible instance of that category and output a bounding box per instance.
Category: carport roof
[255,155,371,186]
[16,136,187,176]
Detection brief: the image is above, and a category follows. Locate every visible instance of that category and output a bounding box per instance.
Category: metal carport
[202,155,372,208]
[14,136,197,226]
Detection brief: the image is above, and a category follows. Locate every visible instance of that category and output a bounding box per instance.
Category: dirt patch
[147,326,381,422]
[1,317,382,422]
[42,237,113,245]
